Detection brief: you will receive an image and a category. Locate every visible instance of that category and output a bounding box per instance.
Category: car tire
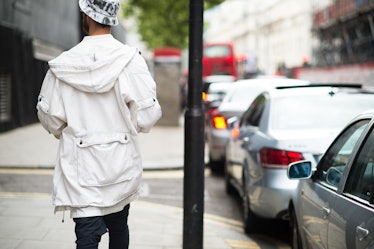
[209,154,224,173]
[290,207,303,249]
[224,161,236,195]
[242,172,263,234]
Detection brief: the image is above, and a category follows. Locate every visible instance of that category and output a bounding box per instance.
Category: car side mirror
[226,116,238,129]
[288,161,312,179]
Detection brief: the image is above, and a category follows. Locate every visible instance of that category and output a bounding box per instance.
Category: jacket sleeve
[36,70,67,138]
[120,51,162,133]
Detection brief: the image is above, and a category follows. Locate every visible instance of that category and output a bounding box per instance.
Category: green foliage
[122,0,224,49]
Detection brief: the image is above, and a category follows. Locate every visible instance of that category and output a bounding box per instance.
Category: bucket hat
[79,0,120,26]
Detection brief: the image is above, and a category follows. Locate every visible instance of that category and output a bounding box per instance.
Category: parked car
[224,84,374,234]
[203,79,234,112]
[205,78,309,172]
[203,81,233,131]
[202,74,235,96]
[288,109,374,249]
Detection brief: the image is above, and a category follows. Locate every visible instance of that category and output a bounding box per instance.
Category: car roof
[260,84,374,98]
[356,108,374,118]
[207,81,233,92]
[230,78,310,89]
[216,78,309,113]
[221,78,310,102]
[203,75,236,83]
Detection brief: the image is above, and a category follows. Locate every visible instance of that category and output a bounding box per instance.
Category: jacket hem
[54,191,139,218]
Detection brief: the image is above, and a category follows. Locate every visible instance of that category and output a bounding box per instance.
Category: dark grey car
[288,109,374,249]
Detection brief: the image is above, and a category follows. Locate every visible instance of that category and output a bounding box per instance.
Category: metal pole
[183,0,204,248]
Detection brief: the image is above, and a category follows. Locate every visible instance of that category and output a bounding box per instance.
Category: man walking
[36,0,162,248]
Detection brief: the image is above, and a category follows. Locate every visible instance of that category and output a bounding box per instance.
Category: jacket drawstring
[62,211,65,223]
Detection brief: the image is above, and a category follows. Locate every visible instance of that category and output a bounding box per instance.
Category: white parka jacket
[36,35,161,214]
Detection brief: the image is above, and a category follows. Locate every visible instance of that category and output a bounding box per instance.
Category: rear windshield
[204,45,230,58]
[226,87,262,105]
[271,93,374,130]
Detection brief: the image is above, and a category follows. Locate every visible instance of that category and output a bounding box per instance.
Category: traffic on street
[1,0,374,248]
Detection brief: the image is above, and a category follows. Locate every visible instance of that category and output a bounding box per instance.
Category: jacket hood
[48,35,137,93]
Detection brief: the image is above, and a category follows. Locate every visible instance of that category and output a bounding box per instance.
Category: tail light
[206,107,218,117]
[230,121,240,139]
[212,115,227,129]
[231,126,240,139]
[225,56,233,65]
[202,57,208,65]
[202,92,207,101]
[259,148,304,169]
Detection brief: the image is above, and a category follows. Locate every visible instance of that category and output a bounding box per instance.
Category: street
[0,167,291,248]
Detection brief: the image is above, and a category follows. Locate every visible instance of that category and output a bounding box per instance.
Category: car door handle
[356,226,369,241]
[322,206,330,219]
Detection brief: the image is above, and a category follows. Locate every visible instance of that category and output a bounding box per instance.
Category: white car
[205,78,309,172]
[225,84,374,234]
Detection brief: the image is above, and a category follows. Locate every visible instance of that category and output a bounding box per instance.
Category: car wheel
[242,173,263,234]
[290,207,303,249]
[209,153,224,173]
[224,161,236,195]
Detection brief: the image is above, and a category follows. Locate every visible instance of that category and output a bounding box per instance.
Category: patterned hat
[79,0,120,26]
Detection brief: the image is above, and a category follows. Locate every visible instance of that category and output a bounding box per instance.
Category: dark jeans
[73,204,130,249]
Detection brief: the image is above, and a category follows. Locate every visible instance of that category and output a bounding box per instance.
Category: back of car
[203,81,234,139]
[206,80,269,170]
[206,78,309,171]
[248,85,374,219]
[203,80,234,114]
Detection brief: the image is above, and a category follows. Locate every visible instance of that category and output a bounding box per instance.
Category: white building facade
[204,0,331,75]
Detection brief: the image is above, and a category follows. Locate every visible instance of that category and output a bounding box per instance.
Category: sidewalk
[0,123,288,249]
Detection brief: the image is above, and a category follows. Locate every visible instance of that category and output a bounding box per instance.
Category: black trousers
[73,204,130,249]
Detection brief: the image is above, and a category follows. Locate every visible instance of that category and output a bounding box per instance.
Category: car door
[228,94,267,191]
[226,122,246,189]
[328,120,374,249]
[237,95,267,175]
[300,119,370,249]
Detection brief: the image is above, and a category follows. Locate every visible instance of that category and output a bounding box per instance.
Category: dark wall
[0,25,48,131]
[1,0,80,49]
[0,0,80,132]
[0,1,127,132]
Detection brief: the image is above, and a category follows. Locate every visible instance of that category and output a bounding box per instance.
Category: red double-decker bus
[202,42,238,79]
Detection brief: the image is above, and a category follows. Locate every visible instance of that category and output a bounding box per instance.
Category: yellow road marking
[226,239,261,249]
[0,168,53,175]
[0,191,51,198]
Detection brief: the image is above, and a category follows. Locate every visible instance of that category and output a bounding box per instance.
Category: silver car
[225,84,374,234]
[206,78,309,172]
[288,109,374,249]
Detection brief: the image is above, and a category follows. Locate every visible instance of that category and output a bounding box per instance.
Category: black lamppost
[183,0,205,248]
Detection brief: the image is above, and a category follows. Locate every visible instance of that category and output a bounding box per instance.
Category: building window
[0,69,11,122]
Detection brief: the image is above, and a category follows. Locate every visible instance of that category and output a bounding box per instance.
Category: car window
[345,124,374,204]
[315,119,370,188]
[241,94,267,127]
[225,87,262,105]
[270,93,374,130]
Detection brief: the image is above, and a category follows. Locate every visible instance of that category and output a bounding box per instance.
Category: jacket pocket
[76,132,135,187]
[36,95,50,131]
[137,97,162,132]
